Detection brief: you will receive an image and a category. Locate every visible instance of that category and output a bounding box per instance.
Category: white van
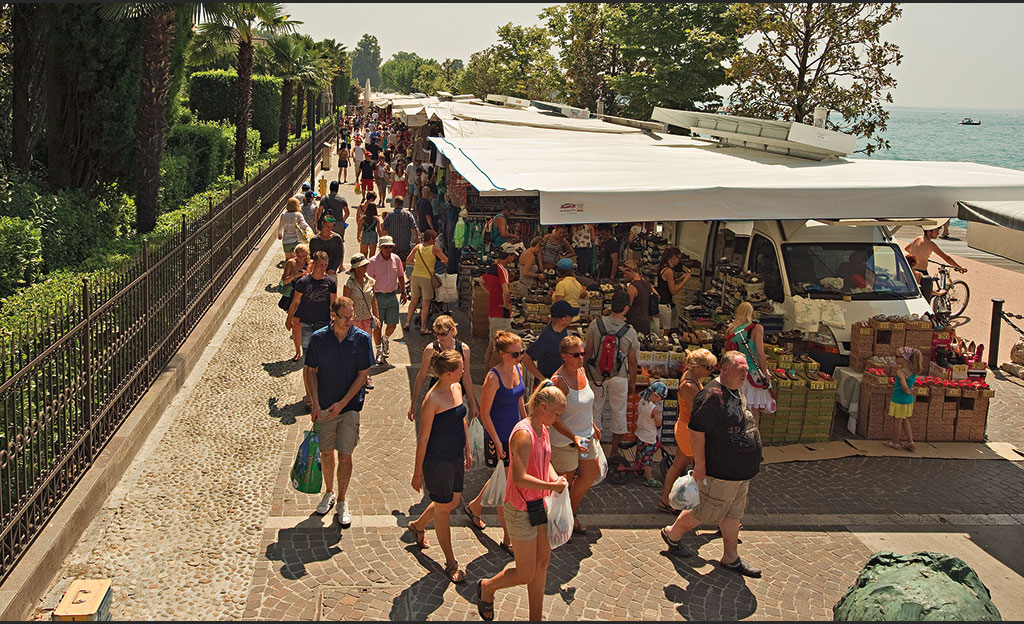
[671,219,931,361]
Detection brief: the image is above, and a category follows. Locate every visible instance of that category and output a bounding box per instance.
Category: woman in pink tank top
[477,382,568,621]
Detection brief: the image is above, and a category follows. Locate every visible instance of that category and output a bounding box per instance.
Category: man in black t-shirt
[286,251,339,397]
[316,181,350,232]
[359,157,376,196]
[659,351,763,578]
[595,224,620,280]
[415,184,435,233]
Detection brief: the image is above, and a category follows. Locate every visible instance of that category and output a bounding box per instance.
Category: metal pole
[82,278,92,458]
[310,91,316,190]
[989,298,1004,369]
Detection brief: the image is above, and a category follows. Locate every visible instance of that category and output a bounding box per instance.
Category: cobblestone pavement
[36,161,1024,620]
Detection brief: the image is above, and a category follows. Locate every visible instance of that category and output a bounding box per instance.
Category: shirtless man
[904,225,966,300]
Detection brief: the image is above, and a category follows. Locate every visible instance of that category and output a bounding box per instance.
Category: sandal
[656,500,678,515]
[573,520,588,535]
[902,441,916,452]
[498,541,513,557]
[721,556,762,578]
[660,528,696,557]
[882,441,903,450]
[463,504,486,530]
[477,580,494,621]
[444,560,466,584]
[409,523,429,549]
[419,329,432,336]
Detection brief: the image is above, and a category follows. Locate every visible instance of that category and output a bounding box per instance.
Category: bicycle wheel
[606,455,632,486]
[660,453,674,480]
[946,280,970,318]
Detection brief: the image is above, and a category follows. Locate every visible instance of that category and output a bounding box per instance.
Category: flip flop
[444,560,466,584]
[498,541,513,557]
[409,524,428,549]
[882,441,903,450]
[463,504,486,530]
[656,500,678,515]
[721,557,762,578]
[477,580,494,621]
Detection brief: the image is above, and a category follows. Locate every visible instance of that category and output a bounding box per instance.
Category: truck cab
[672,219,931,360]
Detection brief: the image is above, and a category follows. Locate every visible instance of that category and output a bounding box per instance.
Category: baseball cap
[550,300,580,319]
[301,182,311,191]
[556,257,574,271]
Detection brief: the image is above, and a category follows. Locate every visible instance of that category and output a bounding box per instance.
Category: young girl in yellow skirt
[885,346,927,451]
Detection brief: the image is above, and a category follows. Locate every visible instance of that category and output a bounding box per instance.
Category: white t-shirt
[636,398,661,445]
[406,162,417,185]
[352,145,365,162]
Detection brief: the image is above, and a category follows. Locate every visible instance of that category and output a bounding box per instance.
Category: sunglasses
[434,329,452,337]
[504,350,524,358]
[566,352,585,359]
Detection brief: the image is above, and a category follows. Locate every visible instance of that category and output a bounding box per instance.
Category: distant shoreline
[886,105,1024,114]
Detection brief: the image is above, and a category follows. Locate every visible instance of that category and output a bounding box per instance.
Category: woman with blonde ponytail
[408,349,473,583]
[725,301,775,425]
[477,381,568,621]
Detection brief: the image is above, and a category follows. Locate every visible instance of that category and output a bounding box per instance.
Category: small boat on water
[959,117,981,125]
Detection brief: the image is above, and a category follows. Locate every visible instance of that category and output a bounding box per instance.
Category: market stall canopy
[956,200,1024,231]
[440,120,690,141]
[428,132,1024,224]
[426,101,639,134]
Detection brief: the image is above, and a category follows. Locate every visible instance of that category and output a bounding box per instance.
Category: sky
[283,2,1024,111]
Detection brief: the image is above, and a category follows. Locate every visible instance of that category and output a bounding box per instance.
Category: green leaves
[0,216,43,298]
[726,3,903,155]
[351,34,381,88]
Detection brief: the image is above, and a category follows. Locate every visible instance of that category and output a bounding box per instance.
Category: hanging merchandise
[454,209,467,248]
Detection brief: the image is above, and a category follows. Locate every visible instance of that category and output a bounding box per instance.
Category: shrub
[159,154,191,214]
[0,217,44,299]
[164,122,230,195]
[188,70,282,150]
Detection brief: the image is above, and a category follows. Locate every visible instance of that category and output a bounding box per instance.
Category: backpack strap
[614,323,630,338]
[596,317,608,336]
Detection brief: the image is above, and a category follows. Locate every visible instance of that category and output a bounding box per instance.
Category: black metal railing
[0,120,335,581]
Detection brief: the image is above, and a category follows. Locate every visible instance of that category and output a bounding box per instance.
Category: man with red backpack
[583,289,639,457]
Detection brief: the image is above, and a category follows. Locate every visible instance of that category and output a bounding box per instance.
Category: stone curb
[0,221,282,621]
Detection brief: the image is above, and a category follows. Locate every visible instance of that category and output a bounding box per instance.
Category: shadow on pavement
[664,563,757,620]
[546,529,596,603]
[264,513,342,580]
[268,396,303,425]
[263,358,303,378]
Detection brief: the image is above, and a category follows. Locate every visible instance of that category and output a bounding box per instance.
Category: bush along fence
[0,120,335,582]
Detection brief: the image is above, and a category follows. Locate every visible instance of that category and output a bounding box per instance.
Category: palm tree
[258,34,329,153]
[198,3,299,180]
[99,3,206,234]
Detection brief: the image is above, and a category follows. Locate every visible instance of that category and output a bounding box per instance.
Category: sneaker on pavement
[316,492,336,515]
[382,337,390,356]
[337,501,352,528]
[374,345,383,362]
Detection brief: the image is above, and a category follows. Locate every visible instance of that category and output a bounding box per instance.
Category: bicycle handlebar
[929,260,954,269]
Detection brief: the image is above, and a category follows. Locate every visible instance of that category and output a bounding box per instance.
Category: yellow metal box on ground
[53,579,112,621]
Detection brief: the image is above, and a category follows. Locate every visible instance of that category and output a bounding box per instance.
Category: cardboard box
[53,579,112,621]
[873,327,905,356]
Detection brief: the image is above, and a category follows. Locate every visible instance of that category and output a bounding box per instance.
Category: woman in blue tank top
[462,331,527,555]
[409,349,472,583]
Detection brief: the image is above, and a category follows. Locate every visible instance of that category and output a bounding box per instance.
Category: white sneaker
[316,492,336,515]
[374,345,383,363]
[337,501,352,528]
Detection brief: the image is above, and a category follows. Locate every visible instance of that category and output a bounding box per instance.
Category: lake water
[851,106,1024,226]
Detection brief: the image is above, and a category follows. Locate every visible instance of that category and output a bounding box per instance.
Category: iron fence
[0,121,335,581]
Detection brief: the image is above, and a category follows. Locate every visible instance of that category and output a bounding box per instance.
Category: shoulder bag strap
[417,246,435,278]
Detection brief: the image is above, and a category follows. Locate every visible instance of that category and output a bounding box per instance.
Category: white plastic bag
[468,418,485,468]
[668,471,701,511]
[592,442,608,486]
[546,487,574,549]
[435,273,459,303]
[480,463,507,508]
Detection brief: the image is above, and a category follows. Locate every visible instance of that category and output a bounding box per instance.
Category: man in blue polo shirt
[304,296,374,528]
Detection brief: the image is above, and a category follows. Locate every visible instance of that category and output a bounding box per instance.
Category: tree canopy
[351,33,381,88]
[726,2,903,155]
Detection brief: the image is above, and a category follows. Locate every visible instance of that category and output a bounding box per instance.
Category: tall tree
[605,3,740,119]
[350,34,381,88]
[99,3,200,233]
[457,46,504,98]
[439,58,465,93]
[541,3,623,113]
[380,51,423,94]
[491,23,562,100]
[199,3,298,180]
[257,33,312,152]
[727,3,903,155]
[11,3,46,174]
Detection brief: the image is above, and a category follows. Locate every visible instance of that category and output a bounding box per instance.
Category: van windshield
[781,242,920,300]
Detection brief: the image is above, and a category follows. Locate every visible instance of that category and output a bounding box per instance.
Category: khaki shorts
[503,500,543,542]
[691,476,749,525]
[410,275,434,300]
[318,410,360,455]
[488,317,513,340]
[550,443,580,474]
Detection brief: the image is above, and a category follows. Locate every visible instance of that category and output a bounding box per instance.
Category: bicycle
[929,261,970,320]
[606,438,675,486]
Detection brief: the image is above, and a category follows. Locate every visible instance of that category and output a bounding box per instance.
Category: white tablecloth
[833,366,863,434]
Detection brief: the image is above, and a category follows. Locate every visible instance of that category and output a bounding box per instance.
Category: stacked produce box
[758,346,837,444]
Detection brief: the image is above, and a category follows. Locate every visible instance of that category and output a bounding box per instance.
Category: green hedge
[159,154,191,214]
[0,217,44,299]
[188,70,282,150]
[0,126,319,337]
[164,122,230,195]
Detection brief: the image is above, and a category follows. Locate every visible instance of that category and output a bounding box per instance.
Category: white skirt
[742,377,776,412]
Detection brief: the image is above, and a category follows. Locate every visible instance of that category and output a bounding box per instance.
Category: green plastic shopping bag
[290,423,322,494]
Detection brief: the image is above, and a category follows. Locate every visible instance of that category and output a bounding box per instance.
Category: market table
[834,366,863,434]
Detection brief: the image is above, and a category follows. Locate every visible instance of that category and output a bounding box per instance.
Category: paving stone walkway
[34,159,1024,620]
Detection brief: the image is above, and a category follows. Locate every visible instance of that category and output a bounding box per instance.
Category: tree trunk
[278,79,293,153]
[12,4,43,173]
[233,39,254,181]
[293,87,305,138]
[134,8,176,233]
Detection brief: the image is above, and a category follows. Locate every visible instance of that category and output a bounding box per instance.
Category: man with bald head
[659,351,763,578]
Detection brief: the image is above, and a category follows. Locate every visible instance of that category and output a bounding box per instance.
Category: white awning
[425,101,638,134]
[429,132,1024,224]
[956,200,1024,231]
